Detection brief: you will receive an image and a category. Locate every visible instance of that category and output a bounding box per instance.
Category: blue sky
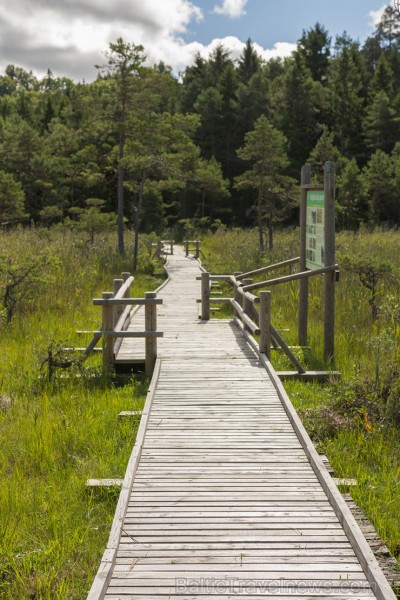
[0,0,392,81]
[188,0,387,48]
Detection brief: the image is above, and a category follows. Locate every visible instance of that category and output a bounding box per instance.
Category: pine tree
[96,38,146,254]
[364,90,399,153]
[238,39,261,84]
[297,23,331,83]
[235,115,292,252]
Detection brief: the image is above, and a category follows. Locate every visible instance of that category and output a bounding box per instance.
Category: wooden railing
[152,240,174,258]
[184,240,205,260]
[199,259,338,375]
[82,272,163,376]
[199,271,304,373]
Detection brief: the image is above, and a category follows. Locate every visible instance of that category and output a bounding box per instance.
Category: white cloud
[369,4,387,28]
[0,0,204,79]
[153,37,296,76]
[256,41,297,62]
[0,0,294,82]
[213,0,248,19]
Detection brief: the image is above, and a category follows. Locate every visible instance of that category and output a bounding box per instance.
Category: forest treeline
[1,6,400,247]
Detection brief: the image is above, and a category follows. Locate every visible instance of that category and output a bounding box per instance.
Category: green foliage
[0,247,59,323]
[336,158,368,229]
[3,10,400,235]
[364,90,400,152]
[364,149,399,224]
[297,22,331,83]
[0,169,26,224]
[330,37,366,157]
[235,115,294,251]
[70,198,116,243]
[340,253,394,320]
[307,126,345,177]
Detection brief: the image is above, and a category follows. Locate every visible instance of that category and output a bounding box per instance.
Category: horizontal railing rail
[184,240,205,260]
[236,257,300,280]
[243,263,339,292]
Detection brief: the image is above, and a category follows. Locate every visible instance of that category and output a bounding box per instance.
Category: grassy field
[0,227,164,599]
[202,227,400,561]
[1,225,399,598]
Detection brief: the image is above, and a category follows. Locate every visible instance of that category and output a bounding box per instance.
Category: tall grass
[0,227,163,598]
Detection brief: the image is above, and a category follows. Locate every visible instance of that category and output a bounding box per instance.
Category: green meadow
[0,225,399,598]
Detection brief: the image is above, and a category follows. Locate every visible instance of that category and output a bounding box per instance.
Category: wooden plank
[118,411,143,419]
[87,479,123,488]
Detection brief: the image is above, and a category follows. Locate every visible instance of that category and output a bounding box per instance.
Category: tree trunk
[133,171,147,273]
[133,206,139,273]
[4,284,15,323]
[257,187,264,254]
[268,208,273,250]
[117,131,125,255]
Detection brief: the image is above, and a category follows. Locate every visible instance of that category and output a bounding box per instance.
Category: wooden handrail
[243,264,339,292]
[93,297,163,306]
[94,331,163,338]
[77,272,164,374]
[114,305,132,332]
[234,283,260,305]
[114,276,134,300]
[184,240,203,259]
[230,299,260,335]
[199,268,305,372]
[236,257,300,280]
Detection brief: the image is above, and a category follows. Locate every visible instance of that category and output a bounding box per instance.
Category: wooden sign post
[299,162,336,363]
[323,161,336,363]
[298,164,311,346]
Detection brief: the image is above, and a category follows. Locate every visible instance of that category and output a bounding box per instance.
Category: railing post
[324,161,336,363]
[102,292,115,371]
[233,272,242,319]
[201,272,210,320]
[299,164,311,346]
[113,278,123,323]
[170,241,174,255]
[195,240,200,259]
[259,291,271,359]
[242,279,253,333]
[185,240,189,256]
[145,292,157,377]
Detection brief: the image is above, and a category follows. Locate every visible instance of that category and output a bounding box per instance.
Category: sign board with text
[306,190,325,270]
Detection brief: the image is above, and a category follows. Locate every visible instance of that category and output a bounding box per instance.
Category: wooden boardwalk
[88,247,395,600]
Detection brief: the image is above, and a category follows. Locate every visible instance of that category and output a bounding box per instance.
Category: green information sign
[306,190,325,270]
